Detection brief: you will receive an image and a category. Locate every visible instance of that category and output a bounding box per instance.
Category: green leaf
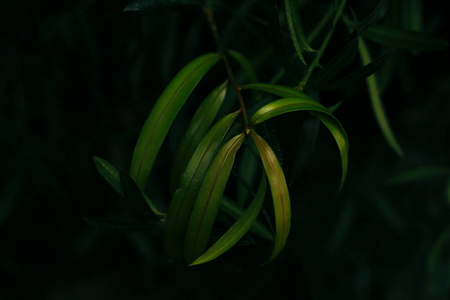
[359,39,403,157]
[428,228,450,272]
[93,156,122,195]
[164,111,240,261]
[250,130,290,264]
[306,37,360,88]
[83,217,160,233]
[354,0,388,36]
[249,97,349,192]
[241,83,305,98]
[129,53,221,190]
[284,0,315,66]
[124,0,202,11]
[227,50,258,83]
[365,25,449,51]
[220,195,273,242]
[184,133,246,264]
[386,167,450,185]
[170,81,228,194]
[190,175,267,265]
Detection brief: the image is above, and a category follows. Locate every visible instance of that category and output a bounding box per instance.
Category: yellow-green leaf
[129,53,221,190]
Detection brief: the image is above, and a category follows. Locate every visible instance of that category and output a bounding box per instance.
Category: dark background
[1,0,449,299]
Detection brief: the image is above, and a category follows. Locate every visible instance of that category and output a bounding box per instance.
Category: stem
[204,9,250,129]
[299,0,348,89]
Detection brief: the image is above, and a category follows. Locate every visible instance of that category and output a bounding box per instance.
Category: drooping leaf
[365,25,449,51]
[124,0,202,11]
[250,130,290,264]
[184,133,246,264]
[170,81,228,194]
[220,195,273,242]
[93,156,122,195]
[164,111,240,261]
[386,167,450,185]
[249,97,348,192]
[284,0,315,66]
[129,53,221,190]
[354,0,388,36]
[227,50,258,83]
[241,83,305,98]
[306,37,360,88]
[359,39,403,157]
[83,217,160,233]
[317,48,393,91]
[190,175,267,265]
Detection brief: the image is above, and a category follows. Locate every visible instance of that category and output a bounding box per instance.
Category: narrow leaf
[83,217,160,233]
[190,175,267,265]
[164,111,240,261]
[129,53,221,190]
[221,196,273,242]
[93,156,122,195]
[250,131,290,264]
[284,0,315,66]
[170,81,228,194]
[124,0,202,11]
[365,25,449,51]
[241,83,305,98]
[355,0,388,36]
[386,167,450,185]
[227,50,258,83]
[359,39,403,157]
[184,133,246,264]
[249,97,348,192]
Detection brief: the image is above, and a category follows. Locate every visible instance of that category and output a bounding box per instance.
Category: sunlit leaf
[250,130,290,264]
[365,25,449,51]
[249,97,348,192]
[93,156,122,195]
[241,83,305,98]
[386,166,450,185]
[83,217,160,232]
[170,81,228,194]
[190,175,267,265]
[124,0,202,11]
[359,39,403,157]
[227,50,258,83]
[184,133,246,264]
[164,111,240,261]
[129,53,221,190]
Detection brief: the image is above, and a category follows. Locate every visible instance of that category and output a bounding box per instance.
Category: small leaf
[227,50,258,83]
[284,0,315,66]
[129,53,221,190]
[164,111,240,261]
[365,25,449,51]
[306,37,360,88]
[93,156,122,195]
[83,217,160,233]
[386,167,450,185]
[249,97,349,192]
[170,81,228,194]
[184,133,246,264]
[124,0,202,11]
[190,175,267,265]
[241,83,305,98]
[359,39,403,157]
[250,131,290,264]
[221,195,273,242]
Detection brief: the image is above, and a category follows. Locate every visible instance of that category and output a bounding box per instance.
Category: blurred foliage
[0,0,449,299]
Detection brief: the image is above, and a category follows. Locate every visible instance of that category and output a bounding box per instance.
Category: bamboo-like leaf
[164,111,240,261]
[129,53,221,190]
[386,167,450,185]
[355,0,388,36]
[227,50,258,83]
[190,175,267,265]
[124,0,202,11]
[184,133,246,264]
[306,37,360,88]
[359,39,403,157]
[241,83,305,98]
[83,217,160,233]
[365,25,449,51]
[221,195,273,242]
[93,156,122,195]
[250,130,290,264]
[249,97,348,192]
[170,81,228,194]
[284,0,315,66]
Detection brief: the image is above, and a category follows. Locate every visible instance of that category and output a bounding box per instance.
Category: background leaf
[124,0,202,11]
[93,156,122,195]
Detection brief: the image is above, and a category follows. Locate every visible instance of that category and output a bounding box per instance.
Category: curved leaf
[190,175,267,266]
[227,50,258,83]
[129,53,221,190]
[249,97,348,192]
[184,133,246,264]
[365,25,449,51]
[170,81,228,194]
[386,166,450,185]
[250,131,290,264]
[164,111,240,261]
[93,156,122,195]
[241,83,305,98]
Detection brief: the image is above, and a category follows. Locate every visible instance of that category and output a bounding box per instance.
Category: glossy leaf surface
[241,83,305,98]
[129,53,221,190]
